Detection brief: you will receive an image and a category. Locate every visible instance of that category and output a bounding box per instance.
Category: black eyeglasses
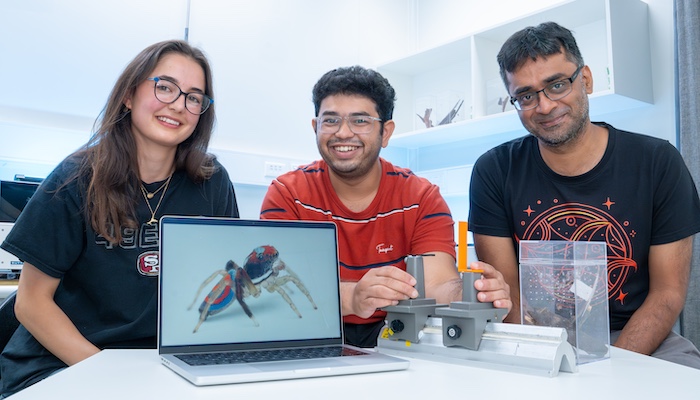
[510,65,583,111]
[147,77,213,115]
[315,115,383,135]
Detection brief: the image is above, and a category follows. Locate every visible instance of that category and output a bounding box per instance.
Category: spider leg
[193,279,229,333]
[272,261,318,309]
[263,282,303,318]
[234,264,260,326]
[193,302,212,333]
[187,269,229,310]
[190,265,236,333]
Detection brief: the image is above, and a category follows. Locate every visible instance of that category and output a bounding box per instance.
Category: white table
[9,347,699,399]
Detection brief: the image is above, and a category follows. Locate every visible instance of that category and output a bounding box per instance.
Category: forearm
[426,277,462,305]
[16,298,100,365]
[422,252,461,304]
[15,263,100,366]
[617,237,695,355]
[504,285,521,323]
[614,291,684,355]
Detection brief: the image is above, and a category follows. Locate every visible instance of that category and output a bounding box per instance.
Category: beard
[524,91,590,148]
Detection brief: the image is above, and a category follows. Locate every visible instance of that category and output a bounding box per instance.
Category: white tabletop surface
[9,346,700,399]
[0,284,16,301]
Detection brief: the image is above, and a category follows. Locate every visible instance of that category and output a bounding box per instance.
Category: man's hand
[473,234,520,322]
[340,256,513,319]
[470,261,512,313]
[341,266,418,318]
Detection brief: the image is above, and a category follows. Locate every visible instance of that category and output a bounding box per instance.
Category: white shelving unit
[378,0,653,151]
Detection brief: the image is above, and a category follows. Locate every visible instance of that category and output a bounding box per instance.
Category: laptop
[158,216,409,386]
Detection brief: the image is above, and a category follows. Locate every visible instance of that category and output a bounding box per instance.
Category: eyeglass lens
[151,78,212,114]
[316,115,381,135]
[512,67,581,111]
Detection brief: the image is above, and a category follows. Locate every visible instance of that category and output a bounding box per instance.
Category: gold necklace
[140,174,173,225]
[142,178,169,199]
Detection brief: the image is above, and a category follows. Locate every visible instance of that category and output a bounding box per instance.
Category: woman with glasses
[0,40,238,397]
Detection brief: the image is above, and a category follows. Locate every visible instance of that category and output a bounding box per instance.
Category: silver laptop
[158,216,409,386]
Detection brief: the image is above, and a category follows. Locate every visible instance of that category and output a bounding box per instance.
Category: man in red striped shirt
[261,66,511,347]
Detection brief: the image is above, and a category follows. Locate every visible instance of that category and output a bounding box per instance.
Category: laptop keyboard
[176,346,368,366]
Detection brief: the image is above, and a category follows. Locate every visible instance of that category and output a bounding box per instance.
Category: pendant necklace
[140,174,173,225]
[142,177,169,199]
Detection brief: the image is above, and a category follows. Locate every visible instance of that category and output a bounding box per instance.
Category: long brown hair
[69,40,217,244]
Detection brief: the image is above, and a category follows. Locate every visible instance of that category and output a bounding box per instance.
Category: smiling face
[506,52,592,148]
[312,94,394,182]
[124,53,206,154]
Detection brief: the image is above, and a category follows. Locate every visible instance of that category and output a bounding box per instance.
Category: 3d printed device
[377,255,578,377]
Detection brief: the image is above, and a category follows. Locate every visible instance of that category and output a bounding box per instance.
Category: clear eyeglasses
[509,65,583,111]
[147,77,213,115]
[315,115,383,135]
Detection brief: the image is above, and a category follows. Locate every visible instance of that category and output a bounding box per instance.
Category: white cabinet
[377,0,652,151]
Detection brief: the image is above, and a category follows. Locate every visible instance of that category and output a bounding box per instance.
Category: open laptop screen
[159,217,342,350]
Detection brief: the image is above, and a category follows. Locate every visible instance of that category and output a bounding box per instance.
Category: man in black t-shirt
[469,22,700,368]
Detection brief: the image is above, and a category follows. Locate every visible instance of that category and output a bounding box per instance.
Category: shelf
[378,0,652,151]
[389,111,520,149]
[388,90,652,150]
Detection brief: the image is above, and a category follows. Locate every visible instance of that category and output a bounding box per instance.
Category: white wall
[187,0,412,161]
[0,0,676,216]
[0,0,189,167]
[0,0,413,185]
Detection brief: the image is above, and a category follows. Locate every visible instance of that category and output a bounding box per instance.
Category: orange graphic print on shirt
[516,200,637,306]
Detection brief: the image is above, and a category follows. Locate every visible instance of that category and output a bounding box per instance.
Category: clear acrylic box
[519,241,610,364]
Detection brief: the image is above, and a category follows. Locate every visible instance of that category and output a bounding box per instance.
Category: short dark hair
[312,66,396,121]
[497,22,584,88]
